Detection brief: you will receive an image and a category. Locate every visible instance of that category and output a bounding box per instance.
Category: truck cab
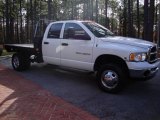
[42,20,95,70]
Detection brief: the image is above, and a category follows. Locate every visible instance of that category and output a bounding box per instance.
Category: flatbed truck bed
[4,19,47,62]
[5,44,34,52]
[4,43,43,63]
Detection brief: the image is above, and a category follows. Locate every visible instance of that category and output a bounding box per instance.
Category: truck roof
[50,20,92,24]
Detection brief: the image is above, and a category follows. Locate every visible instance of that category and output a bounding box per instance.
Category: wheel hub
[101,70,119,89]
[13,56,20,68]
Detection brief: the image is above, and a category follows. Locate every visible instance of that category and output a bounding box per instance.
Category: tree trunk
[158,2,160,47]
[71,1,74,19]
[5,0,10,43]
[33,0,37,25]
[128,0,133,37]
[83,1,87,20]
[105,0,109,28]
[137,0,140,38]
[123,0,127,36]
[10,16,14,43]
[30,0,33,42]
[143,0,149,40]
[148,0,155,42]
[26,0,29,43]
[48,0,51,20]
[52,1,56,20]
[2,6,5,43]
[144,0,155,41]
[91,0,94,20]
[119,7,122,35]
[20,0,23,43]
[95,0,98,22]
[87,0,90,20]
[16,10,19,43]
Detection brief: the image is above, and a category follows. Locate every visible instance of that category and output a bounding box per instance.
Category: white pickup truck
[5,20,160,93]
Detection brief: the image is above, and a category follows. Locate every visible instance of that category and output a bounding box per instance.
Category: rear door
[42,22,63,65]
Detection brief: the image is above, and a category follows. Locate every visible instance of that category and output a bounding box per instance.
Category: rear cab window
[47,23,63,39]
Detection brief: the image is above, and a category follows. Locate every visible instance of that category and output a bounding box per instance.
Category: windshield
[82,22,114,38]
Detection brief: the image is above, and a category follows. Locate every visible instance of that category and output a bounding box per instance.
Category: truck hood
[100,36,155,49]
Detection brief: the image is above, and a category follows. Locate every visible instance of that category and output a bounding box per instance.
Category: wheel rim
[13,56,20,68]
[101,70,119,89]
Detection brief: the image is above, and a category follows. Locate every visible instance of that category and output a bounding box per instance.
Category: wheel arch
[94,54,129,74]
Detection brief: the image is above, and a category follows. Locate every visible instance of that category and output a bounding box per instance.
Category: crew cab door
[60,22,94,71]
[42,23,63,65]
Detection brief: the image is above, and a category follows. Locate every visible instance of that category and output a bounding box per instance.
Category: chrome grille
[148,46,158,63]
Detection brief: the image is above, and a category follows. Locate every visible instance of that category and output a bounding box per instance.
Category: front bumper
[129,67,159,79]
[127,60,160,79]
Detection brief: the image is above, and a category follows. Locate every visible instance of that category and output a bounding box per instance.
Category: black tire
[97,64,126,93]
[12,53,31,71]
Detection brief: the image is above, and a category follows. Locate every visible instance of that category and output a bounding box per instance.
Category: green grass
[1,50,14,56]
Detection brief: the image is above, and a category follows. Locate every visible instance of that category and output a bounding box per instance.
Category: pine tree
[137,0,140,38]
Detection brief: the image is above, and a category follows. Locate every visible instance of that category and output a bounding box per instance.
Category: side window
[47,23,63,38]
[63,23,91,40]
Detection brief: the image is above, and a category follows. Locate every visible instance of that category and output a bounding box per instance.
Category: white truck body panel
[60,22,94,71]
[42,22,62,65]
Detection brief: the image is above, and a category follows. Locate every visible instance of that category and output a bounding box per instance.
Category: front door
[61,22,94,71]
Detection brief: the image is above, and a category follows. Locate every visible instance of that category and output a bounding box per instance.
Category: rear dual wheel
[12,53,31,71]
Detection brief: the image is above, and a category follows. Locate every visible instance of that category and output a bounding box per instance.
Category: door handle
[44,42,49,44]
[61,43,68,46]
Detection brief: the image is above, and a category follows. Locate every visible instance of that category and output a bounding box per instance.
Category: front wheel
[97,64,126,93]
[12,53,31,71]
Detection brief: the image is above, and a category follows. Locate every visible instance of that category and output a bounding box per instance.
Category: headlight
[129,52,147,62]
